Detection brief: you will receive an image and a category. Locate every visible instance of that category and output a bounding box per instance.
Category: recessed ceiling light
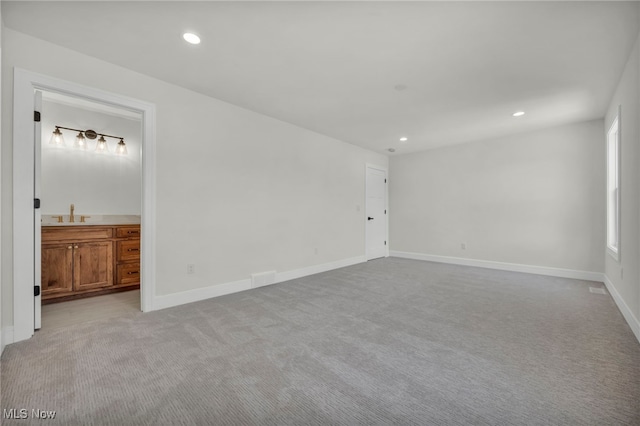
[512,111,525,117]
[183,33,201,45]
[399,137,408,142]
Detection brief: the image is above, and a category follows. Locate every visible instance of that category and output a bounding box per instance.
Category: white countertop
[41,215,141,227]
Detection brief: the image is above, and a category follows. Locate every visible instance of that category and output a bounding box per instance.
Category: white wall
[604,31,640,333]
[41,100,141,215]
[1,29,387,328]
[390,120,606,275]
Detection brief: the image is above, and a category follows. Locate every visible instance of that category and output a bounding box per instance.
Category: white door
[34,90,42,330]
[366,166,387,260]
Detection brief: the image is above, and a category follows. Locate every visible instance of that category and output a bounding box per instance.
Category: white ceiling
[4,1,639,154]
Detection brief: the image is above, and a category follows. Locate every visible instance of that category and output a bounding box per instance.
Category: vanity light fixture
[512,111,525,117]
[95,136,109,153]
[49,127,66,146]
[50,126,127,155]
[73,132,87,150]
[114,139,128,155]
[399,137,408,142]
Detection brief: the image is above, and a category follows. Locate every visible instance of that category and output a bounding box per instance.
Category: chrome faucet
[69,203,75,223]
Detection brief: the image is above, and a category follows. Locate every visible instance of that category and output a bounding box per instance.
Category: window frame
[606,109,621,261]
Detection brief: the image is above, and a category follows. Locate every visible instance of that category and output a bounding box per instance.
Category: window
[606,114,620,260]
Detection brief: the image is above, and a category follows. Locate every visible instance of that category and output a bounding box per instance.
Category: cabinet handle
[127,248,140,252]
[127,231,139,234]
[127,271,139,275]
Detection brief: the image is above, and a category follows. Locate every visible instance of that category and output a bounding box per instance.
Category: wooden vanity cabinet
[41,243,74,296]
[73,241,113,291]
[41,224,140,303]
[115,226,141,286]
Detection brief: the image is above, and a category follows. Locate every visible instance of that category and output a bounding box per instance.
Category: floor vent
[251,271,276,288]
[589,287,607,295]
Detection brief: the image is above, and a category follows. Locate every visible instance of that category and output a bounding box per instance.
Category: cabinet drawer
[116,263,140,285]
[117,240,140,262]
[116,226,141,238]
[42,226,112,242]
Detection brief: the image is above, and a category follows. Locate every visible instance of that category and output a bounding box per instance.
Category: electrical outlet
[461,243,466,250]
[187,264,195,275]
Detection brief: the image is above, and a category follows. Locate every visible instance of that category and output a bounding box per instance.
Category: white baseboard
[276,256,366,283]
[152,256,366,311]
[1,326,15,354]
[603,275,640,343]
[153,278,252,311]
[391,250,640,344]
[390,251,603,281]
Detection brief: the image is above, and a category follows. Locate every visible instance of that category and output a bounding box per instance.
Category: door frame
[365,163,389,260]
[12,68,157,343]
[34,90,42,329]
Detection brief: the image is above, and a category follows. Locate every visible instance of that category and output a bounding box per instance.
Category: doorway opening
[38,91,143,330]
[365,164,388,260]
[12,68,157,343]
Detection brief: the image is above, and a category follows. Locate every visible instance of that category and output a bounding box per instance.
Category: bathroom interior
[39,92,142,329]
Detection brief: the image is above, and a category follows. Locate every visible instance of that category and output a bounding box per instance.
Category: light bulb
[74,132,87,149]
[115,139,128,156]
[95,136,109,153]
[49,128,65,146]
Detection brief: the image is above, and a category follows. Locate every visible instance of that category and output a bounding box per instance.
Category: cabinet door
[73,241,113,291]
[41,243,74,297]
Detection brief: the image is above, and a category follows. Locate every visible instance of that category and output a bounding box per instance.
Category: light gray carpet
[2,258,639,425]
